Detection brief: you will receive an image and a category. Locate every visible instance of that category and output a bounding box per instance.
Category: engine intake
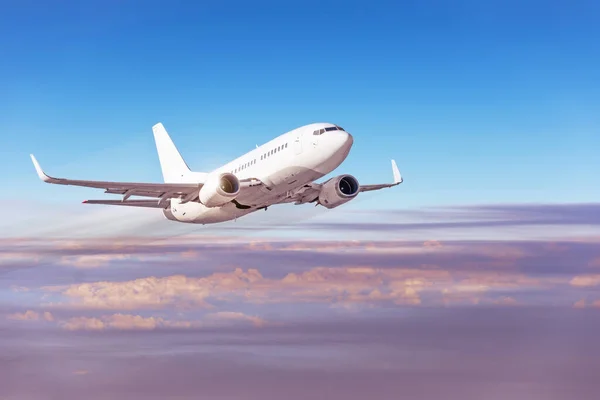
[199,172,240,207]
[318,174,359,209]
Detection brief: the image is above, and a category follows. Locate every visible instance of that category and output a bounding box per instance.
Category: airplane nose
[340,131,353,150]
[346,132,354,146]
[326,130,353,157]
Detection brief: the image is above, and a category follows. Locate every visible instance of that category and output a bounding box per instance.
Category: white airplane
[30,122,402,224]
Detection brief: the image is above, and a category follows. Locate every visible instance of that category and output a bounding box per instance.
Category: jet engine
[318,174,360,209]
[199,172,240,207]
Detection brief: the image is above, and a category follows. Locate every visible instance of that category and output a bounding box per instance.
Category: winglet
[391,159,403,184]
[30,154,54,183]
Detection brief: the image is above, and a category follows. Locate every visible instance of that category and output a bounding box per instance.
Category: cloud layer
[2,202,600,399]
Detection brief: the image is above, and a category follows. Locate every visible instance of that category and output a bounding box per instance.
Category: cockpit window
[313,126,345,135]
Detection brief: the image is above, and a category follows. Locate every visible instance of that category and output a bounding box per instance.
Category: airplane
[30,122,403,224]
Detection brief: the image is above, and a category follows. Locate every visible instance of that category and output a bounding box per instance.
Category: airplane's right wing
[30,154,203,207]
[30,155,265,208]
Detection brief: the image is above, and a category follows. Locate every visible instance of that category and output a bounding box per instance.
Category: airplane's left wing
[280,159,403,206]
[358,159,403,192]
[30,155,203,206]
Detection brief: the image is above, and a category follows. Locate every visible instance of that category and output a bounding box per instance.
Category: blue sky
[1,0,599,210]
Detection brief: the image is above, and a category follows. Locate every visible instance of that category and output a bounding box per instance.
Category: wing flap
[83,199,167,208]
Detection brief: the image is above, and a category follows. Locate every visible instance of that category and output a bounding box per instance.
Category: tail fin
[152,123,192,183]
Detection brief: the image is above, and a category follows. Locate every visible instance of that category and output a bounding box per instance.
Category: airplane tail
[152,122,198,183]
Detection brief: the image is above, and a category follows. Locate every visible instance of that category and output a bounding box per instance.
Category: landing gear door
[294,133,303,155]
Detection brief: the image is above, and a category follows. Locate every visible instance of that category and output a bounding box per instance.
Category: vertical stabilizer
[152,123,192,183]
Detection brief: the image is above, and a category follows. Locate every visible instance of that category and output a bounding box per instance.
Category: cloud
[61,316,106,331]
[7,310,40,321]
[45,264,556,311]
[206,311,267,327]
[3,228,599,323]
[493,296,518,306]
[55,268,263,310]
[59,314,195,331]
[570,274,600,287]
[1,308,599,400]
[58,254,130,268]
[344,203,600,229]
[73,370,90,376]
[574,299,586,308]
[7,310,54,322]
[58,312,267,331]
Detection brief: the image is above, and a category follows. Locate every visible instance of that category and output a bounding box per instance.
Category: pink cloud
[7,310,40,321]
[206,311,267,327]
[40,262,566,311]
[7,310,54,321]
[574,299,586,308]
[58,254,130,268]
[72,370,90,376]
[570,274,600,287]
[56,312,267,331]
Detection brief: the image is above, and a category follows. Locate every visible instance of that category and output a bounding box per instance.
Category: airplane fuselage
[165,123,354,224]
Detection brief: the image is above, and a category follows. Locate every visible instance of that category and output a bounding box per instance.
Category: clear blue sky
[1,0,598,209]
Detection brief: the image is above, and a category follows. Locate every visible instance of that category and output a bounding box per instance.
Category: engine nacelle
[162,206,178,221]
[318,174,360,209]
[199,172,240,207]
